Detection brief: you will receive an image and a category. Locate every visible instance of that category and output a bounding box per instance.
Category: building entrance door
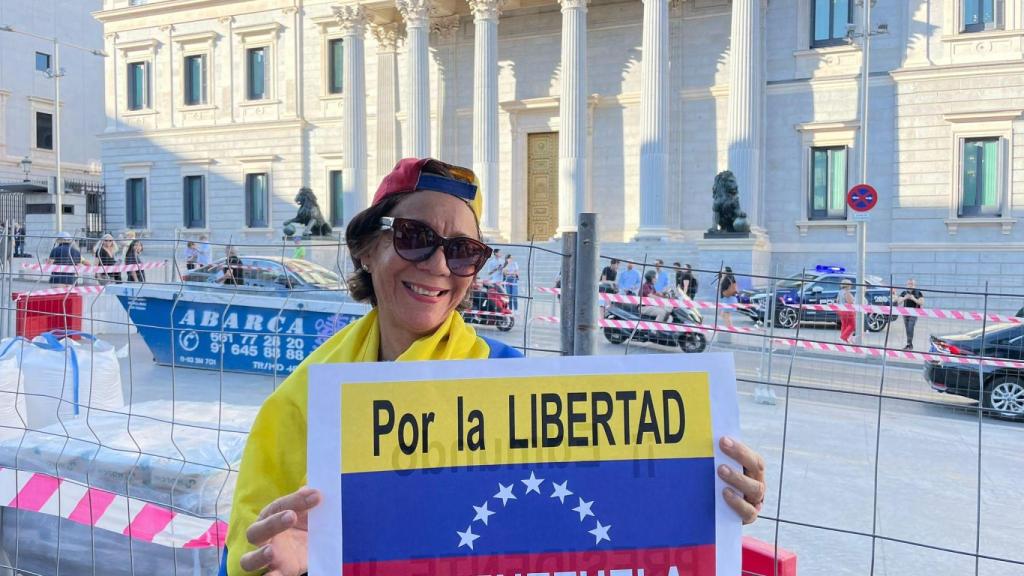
[526,132,559,241]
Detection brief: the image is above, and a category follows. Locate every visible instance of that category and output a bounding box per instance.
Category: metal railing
[0,223,1021,576]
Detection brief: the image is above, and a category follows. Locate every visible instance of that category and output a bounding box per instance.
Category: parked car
[181,256,345,291]
[737,266,895,331]
[924,322,1024,420]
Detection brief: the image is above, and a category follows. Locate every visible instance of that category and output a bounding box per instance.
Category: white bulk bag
[1,331,124,430]
[0,338,29,434]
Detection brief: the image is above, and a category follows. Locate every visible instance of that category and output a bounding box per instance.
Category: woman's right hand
[239,487,322,576]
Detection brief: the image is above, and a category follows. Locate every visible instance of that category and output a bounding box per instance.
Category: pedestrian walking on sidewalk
[503,253,520,312]
[838,279,856,343]
[895,278,924,350]
[718,266,738,330]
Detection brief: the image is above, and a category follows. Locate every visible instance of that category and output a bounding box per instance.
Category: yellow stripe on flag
[340,372,713,474]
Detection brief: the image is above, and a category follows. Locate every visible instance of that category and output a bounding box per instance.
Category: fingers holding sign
[239,487,322,576]
[718,436,766,525]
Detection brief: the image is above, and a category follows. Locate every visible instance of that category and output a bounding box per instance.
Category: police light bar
[815,265,846,273]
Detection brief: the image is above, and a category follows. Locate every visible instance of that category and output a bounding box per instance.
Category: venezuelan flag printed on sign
[307,355,740,576]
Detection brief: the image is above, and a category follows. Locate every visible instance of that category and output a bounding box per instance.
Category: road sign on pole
[847,183,878,213]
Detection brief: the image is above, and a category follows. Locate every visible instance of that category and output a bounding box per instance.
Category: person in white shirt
[503,253,521,312]
[486,249,506,293]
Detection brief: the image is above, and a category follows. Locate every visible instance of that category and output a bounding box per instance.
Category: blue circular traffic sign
[847,184,878,212]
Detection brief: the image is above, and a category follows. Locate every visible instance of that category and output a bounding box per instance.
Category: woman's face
[363,191,479,340]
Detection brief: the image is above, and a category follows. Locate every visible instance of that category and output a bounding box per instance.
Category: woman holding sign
[224,158,767,576]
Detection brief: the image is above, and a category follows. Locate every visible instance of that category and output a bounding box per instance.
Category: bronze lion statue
[709,170,750,234]
[283,187,333,237]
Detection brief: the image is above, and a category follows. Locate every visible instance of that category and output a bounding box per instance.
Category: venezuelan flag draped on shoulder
[224,310,520,576]
[307,352,742,575]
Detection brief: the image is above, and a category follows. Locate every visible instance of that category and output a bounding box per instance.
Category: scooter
[463,282,515,332]
[601,285,707,353]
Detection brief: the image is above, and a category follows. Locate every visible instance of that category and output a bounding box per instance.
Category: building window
[183,54,207,106]
[328,39,343,94]
[127,61,150,110]
[126,178,147,229]
[810,146,847,220]
[960,138,1001,217]
[183,175,206,228]
[35,112,53,150]
[245,173,269,228]
[246,47,267,100]
[329,170,343,226]
[35,52,51,73]
[812,0,852,47]
[963,0,1003,32]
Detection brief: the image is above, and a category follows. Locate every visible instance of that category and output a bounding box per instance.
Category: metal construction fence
[0,224,1021,576]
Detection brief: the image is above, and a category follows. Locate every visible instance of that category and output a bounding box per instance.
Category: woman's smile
[402,280,449,302]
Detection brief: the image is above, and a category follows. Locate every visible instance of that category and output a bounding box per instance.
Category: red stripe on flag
[123,503,175,542]
[11,474,61,512]
[68,488,116,525]
[184,519,229,549]
[344,545,716,576]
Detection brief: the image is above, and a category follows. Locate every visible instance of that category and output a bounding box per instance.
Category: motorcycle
[601,283,708,353]
[463,281,515,332]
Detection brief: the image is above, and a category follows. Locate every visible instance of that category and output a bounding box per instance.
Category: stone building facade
[95,0,1024,296]
[0,0,105,234]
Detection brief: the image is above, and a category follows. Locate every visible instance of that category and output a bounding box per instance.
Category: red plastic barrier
[12,291,83,340]
[742,536,797,576]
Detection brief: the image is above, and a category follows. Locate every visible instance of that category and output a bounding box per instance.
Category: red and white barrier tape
[534,315,760,335]
[0,467,227,549]
[463,309,515,318]
[771,338,1024,369]
[536,315,1024,368]
[22,261,166,274]
[536,287,754,311]
[536,286,1022,325]
[796,303,1022,325]
[14,285,107,298]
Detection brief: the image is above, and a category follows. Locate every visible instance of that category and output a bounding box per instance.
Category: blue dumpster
[110,284,370,375]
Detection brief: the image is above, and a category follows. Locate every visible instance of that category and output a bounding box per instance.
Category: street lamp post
[849,1,887,344]
[0,24,106,234]
[48,41,66,232]
[20,156,32,182]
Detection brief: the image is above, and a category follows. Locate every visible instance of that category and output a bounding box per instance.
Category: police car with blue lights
[737,265,896,331]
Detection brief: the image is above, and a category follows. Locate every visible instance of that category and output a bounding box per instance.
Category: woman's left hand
[718,436,766,525]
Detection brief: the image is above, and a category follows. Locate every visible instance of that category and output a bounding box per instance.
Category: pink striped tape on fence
[535,286,1022,325]
[536,286,754,311]
[22,261,166,274]
[796,302,1022,325]
[14,285,107,298]
[0,467,227,549]
[771,338,1024,369]
[534,315,761,335]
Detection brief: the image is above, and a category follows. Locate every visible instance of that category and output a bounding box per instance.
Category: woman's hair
[126,240,141,255]
[345,160,480,306]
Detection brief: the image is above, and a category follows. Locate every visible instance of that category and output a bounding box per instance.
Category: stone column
[637,0,669,238]
[726,0,764,229]
[431,15,460,162]
[373,23,401,181]
[469,0,505,237]
[397,0,432,158]
[557,0,590,233]
[335,5,369,218]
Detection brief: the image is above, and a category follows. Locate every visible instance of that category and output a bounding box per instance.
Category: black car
[924,323,1024,420]
[737,267,895,331]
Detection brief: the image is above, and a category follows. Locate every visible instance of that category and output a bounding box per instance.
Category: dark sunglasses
[380,217,492,277]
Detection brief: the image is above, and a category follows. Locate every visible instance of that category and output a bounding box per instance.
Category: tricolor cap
[372,158,482,219]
